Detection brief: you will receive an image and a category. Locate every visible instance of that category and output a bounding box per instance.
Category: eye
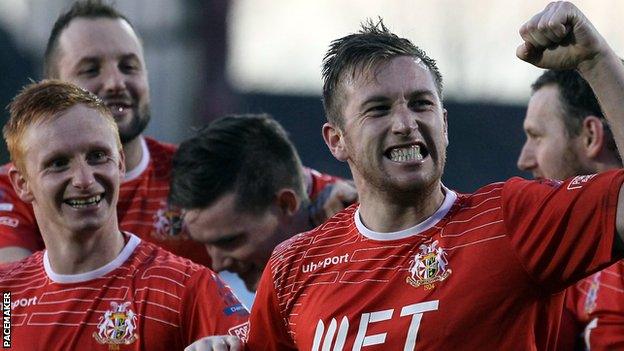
[213,234,246,249]
[365,105,390,116]
[409,99,434,111]
[46,158,69,171]
[78,65,99,77]
[120,60,140,74]
[87,150,109,164]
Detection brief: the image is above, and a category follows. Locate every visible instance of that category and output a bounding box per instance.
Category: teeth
[66,195,102,208]
[389,145,423,162]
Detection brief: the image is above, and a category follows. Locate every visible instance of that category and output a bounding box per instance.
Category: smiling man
[0,0,211,265]
[244,2,624,350]
[0,80,248,350]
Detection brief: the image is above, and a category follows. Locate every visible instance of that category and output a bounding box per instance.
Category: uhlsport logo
[406,240,451,289]
[93,302,138,350]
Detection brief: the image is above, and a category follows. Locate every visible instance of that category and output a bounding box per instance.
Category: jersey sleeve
[502,171,624,292]
[246,262,297,351]
[303,166,342,200]
[180,268,250,345]
[582,262,624,350]
[0,168,42,252]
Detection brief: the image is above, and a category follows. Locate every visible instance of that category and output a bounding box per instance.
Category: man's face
[13,105,124,236]
[183,192,287,291]
[54,18,150,144]
[329,56,448,196]
[517,85,587,180]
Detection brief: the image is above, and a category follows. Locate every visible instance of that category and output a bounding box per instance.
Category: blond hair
[4,80,120,172]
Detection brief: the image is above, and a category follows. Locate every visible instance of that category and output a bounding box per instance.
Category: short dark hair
[44,0,134,78]
[531,69,619,159]
[322,18,443,127]
[169,114,307,214]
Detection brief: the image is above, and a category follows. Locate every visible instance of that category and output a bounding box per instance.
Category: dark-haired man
[170,114,356,292]
[245,2,624,349]
[0,80,248,350]
[518,69,624,350]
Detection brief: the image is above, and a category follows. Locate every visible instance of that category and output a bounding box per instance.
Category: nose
[392,106,417,136]
[102,65,127,94]
[207,246,234,272]
[517,142,536,172]
[71,161,96,189]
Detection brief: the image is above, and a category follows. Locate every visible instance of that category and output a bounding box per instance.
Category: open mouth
[385,143,429,163]
[105,101,132,115]
[64,194,103,209]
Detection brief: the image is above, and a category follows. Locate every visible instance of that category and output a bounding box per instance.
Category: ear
[274,188,300,217]
[322,122,348,162]
[442,108,449,146]
[118,148,126,176]
[580,116,605,159]
[8,166,34,203]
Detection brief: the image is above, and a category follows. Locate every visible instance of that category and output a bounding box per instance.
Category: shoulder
[130,240,212,286]
[144,137,177,177]
[0,251,43,283]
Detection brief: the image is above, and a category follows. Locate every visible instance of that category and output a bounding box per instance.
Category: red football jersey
[247,171,624,350]
[0,137,211,266]
[0,234,249,350]
[564,260,624,350]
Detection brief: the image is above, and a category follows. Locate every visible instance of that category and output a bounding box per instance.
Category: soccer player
[244,2,624,350]
[0,80,249,350]
[518,69,624,349]
[169,114,357,292]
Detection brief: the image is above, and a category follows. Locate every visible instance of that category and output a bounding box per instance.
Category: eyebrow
[361,89,437,107]
[206,232,243,246]
[75,53,140,66]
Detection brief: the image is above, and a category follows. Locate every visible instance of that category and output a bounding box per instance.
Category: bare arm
[517,1,624,243]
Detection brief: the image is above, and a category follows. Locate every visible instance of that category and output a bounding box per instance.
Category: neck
[123,136,144,172]
[357,180,445,233]
[41,225,125,275]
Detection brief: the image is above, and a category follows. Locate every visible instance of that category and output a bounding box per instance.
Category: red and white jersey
[0,234,249,350]
[0,137,211,266]
[247,171,624,350]
[564,260,624,350]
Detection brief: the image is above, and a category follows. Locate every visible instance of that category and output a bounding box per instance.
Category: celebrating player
[518,68,624,349]
[245,2,624,349]
[0,80,249,350]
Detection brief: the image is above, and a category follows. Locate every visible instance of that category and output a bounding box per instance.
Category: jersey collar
[355,186,457,241]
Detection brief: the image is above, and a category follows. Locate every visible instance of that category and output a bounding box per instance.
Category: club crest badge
[406,240,451,289]
[93,302,138,350]
[152,202,184,239]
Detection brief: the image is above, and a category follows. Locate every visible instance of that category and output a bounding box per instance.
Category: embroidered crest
[406,240,451,289]
[93,302,138,350]
[152,202,184,239]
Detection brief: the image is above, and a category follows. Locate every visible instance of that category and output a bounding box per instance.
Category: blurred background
[0,0,622,192]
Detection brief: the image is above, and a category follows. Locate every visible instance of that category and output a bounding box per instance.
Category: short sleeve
[502,171,624,292]
[180,268,250,345]
[0,168,42,252]
[245,263,297,351]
